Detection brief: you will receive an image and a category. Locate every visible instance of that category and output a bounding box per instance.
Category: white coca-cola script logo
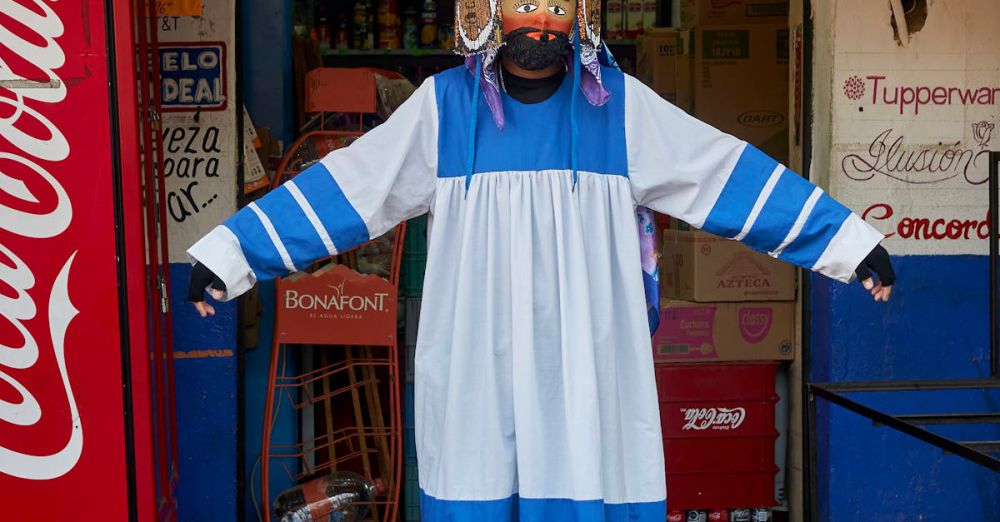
[0,1,82,480]
[680,407,746,431]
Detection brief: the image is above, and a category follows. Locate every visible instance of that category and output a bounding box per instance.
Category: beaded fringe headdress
[452,0,612,128]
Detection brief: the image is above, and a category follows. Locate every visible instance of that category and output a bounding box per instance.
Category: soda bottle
[668,511,686,522]
[402,6,419,48]
[751,508,772,521]
[353,0,374,50]
[687,510,708,522]
[273,471,380,522]
[708,508,729,521]
[419,0,437,48]
[377,0,401,48]
[729,509,752,522]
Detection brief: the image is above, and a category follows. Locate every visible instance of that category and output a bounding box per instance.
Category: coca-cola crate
[667,471,777,512]
[656,362,779,510]
[664,437,775,472]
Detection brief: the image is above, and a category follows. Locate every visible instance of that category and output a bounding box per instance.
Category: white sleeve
[623,74,882,283]
[187,77,439,300]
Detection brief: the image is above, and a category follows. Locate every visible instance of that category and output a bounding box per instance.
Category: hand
[855,244,895,302]
[188,262,227,317]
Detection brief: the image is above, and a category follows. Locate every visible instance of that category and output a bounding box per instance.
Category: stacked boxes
[655,229,795,365]
[642,0,792,513]
[636,28,693,113]
[689,23,790,164]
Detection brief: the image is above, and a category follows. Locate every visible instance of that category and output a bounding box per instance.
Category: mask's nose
[527,12,548,39]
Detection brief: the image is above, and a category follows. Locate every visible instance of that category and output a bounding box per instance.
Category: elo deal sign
[159,42,227,111]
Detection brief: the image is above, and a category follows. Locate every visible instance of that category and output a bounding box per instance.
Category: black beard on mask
[502,27,570,71]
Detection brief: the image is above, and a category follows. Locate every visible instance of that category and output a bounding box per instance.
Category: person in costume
[188,0,895,519]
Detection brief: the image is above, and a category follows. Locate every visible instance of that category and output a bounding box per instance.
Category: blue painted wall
[241,0,295,144]
[810,255,1000,521]
[240,1,297,518]
[171,262,238,521]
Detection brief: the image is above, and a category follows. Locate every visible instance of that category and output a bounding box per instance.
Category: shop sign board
[278,264,398,347]
[830,0,1000,255]
[159,43,227,111]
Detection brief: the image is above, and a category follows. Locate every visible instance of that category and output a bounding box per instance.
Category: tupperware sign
[160,43,227,111]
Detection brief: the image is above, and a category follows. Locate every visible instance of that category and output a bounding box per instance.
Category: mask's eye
[548,5,566,15]
[515,4,538,13]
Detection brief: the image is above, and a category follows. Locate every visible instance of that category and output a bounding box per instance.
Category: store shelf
[323,48,457,57]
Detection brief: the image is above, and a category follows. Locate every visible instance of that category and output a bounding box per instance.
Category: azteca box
[652,299,794,362]
[661,229,795,302]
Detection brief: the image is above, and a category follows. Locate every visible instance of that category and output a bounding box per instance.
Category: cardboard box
[679,0,789,27]
[661,229,795,302]
[636,28,693,112]
[691,24,789,163]
[652,299,794,363]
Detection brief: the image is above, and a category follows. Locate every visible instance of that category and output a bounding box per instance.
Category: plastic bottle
[402,6,419,49]
[378,0,401,49]
[272,471,380,522]
[353,0,375,50]
[419,0,438,48]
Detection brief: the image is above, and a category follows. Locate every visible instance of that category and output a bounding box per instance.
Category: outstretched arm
[623,75,895,301]
[187,78,440,314]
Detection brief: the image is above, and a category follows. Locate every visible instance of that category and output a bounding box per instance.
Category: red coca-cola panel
[277,263,398,347]
[0,1,153,520]
[656,363,779,510]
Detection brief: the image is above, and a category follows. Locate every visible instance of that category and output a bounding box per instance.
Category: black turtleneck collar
[501,66,567,104]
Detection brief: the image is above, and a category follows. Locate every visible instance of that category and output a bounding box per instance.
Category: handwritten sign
[159,43,226,111]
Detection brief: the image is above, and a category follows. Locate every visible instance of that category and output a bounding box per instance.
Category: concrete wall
[807,1,1000,520]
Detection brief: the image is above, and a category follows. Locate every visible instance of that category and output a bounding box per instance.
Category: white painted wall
[822,0,999,255]
[159,0,238,262]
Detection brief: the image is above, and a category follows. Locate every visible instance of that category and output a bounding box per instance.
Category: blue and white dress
[188,65,882,521]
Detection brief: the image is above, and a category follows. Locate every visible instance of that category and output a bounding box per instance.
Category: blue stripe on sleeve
[292,162,370,252]
[701,144,779,239]
[777,193,852,269]
[743,169,816,253]
[223,208,288,280]
[252,185,331,269]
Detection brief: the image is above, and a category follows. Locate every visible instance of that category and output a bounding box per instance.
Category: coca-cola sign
[1,1,134,519]
[0,0,81,481]
[680,407,747,431]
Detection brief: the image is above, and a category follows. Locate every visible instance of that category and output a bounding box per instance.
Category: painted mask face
[501,0,576,70]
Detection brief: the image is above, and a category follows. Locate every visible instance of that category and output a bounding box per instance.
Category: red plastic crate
[656,362,779,510]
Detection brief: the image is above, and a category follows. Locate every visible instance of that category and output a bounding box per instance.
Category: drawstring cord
[570,35,582,191]
[465,56,482,197]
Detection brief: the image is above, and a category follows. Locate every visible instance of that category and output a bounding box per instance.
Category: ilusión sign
[159,43,227,111]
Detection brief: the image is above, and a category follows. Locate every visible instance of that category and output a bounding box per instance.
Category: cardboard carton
[691,24,789,163]
[661,229,795,302]
[679,0,789,27]
[652,299,794,363]
[636,28,693,112]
